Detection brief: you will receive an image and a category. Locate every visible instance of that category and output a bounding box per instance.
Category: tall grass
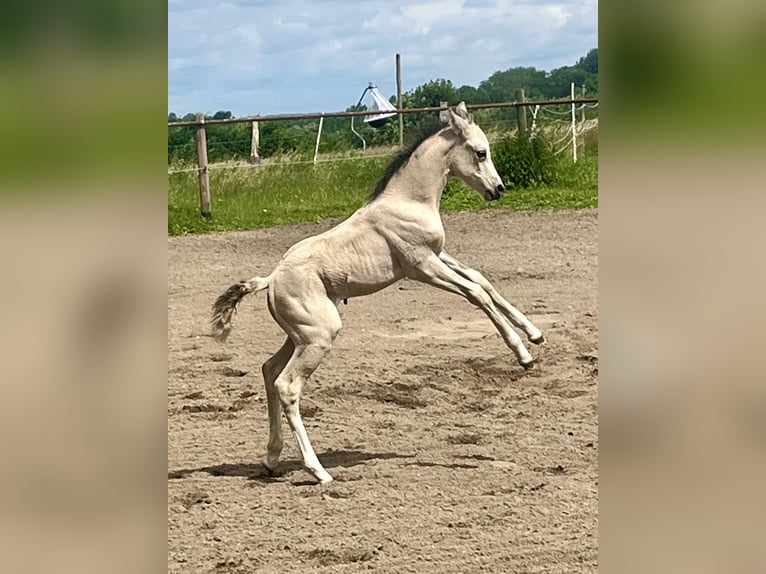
[168,145,597,236]
[168,156,386,235]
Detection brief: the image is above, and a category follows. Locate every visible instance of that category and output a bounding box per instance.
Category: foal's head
[445,102,505,201]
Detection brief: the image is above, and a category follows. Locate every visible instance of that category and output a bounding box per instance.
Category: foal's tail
[210,275,270,343]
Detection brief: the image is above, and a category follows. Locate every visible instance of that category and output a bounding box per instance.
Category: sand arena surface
[168,208,598,573]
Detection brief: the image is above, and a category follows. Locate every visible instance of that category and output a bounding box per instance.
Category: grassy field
[168,153,597,236]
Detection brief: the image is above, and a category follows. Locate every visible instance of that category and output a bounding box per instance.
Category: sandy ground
[168,208,598,573]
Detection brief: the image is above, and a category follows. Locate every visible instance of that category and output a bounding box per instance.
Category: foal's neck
[379,129,455,210]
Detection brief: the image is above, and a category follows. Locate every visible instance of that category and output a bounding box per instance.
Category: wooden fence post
[515,88,527,134]
[439,101,449,123]
[195,113,212,218]
[250,120,260,164]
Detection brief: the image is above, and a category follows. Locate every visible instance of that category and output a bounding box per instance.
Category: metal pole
[350,116,366,151]
[570,82,577,163]
[396,53,403,147]
[313,115,324,164]
[580,85,586,155]
[250,120,260,164]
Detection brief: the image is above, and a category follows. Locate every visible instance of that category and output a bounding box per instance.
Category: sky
[168,0,597,117]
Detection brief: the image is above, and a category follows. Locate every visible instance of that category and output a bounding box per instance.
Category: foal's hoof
[262,462,279,477]
[318,475,335,486]
[530,334,546,345]
[304,462,334,485]
[520,358,537,371]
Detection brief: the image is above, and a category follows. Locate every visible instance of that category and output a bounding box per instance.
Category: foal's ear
[455,101,472,122]
[448,101,473,137]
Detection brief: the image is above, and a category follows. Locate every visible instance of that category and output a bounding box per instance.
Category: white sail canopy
[364,86,397,127]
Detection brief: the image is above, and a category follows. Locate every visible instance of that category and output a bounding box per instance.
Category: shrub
[492,132,554,188]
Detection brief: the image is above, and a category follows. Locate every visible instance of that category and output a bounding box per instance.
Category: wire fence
[167,98,598,176]
[531,102,599,157]
[166,151,397,174]
[169,94,598,217]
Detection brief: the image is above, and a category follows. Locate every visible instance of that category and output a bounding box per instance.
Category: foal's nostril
[496,183,505,193]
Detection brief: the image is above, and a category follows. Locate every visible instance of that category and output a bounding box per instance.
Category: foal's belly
[323,253,402,300]
[281,212,404,300]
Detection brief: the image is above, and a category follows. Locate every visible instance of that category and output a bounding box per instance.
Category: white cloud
[168,0,597,115]
[401,0,466,34]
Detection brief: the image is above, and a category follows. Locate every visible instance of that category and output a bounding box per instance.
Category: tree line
[168,49,597,164]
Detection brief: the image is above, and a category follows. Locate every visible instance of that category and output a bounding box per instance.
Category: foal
[211,102,545,484]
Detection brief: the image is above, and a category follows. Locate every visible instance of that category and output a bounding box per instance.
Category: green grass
[168,154,597,236]
[442,153,598,211]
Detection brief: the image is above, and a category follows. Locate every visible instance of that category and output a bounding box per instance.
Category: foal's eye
[476,150,487,160]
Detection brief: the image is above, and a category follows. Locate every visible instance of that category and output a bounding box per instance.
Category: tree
[397,79,458,133]
[547,66,593,98]
[167,48,598,164]
[406,78,457,108]
[455,85,489,104]
[577,48,598,75]
[167,123,196,163]
[479,67,549,101]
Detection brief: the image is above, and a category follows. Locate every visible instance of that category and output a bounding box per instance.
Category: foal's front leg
[413,253,536,368]
[439,251,545,344]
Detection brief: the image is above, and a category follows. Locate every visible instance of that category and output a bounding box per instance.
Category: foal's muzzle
[486,183,505,201]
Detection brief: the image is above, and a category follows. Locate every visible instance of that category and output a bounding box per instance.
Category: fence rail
[169,94,598,217]
[167,97,599,128]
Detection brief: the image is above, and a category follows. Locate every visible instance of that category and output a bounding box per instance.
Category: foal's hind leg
[272,295,342,484]
[439,251,545,344]
[261,338,295,473]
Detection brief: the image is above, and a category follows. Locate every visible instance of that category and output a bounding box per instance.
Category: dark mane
[367,121,444,203]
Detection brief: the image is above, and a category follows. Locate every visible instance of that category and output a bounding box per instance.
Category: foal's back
[272,206,402,302]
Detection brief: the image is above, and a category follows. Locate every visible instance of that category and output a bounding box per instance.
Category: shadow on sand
[168,449,496,484]
[168,449,414,483]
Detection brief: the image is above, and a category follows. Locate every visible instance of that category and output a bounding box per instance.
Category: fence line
[166,119,597,175]
[166,121,598,175]
[166,113,593,151]
[170,96,598,216]
[167,152,398,175]
[167,98,598,128]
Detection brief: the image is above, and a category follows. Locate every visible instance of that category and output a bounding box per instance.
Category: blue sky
[168,0,597,117]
